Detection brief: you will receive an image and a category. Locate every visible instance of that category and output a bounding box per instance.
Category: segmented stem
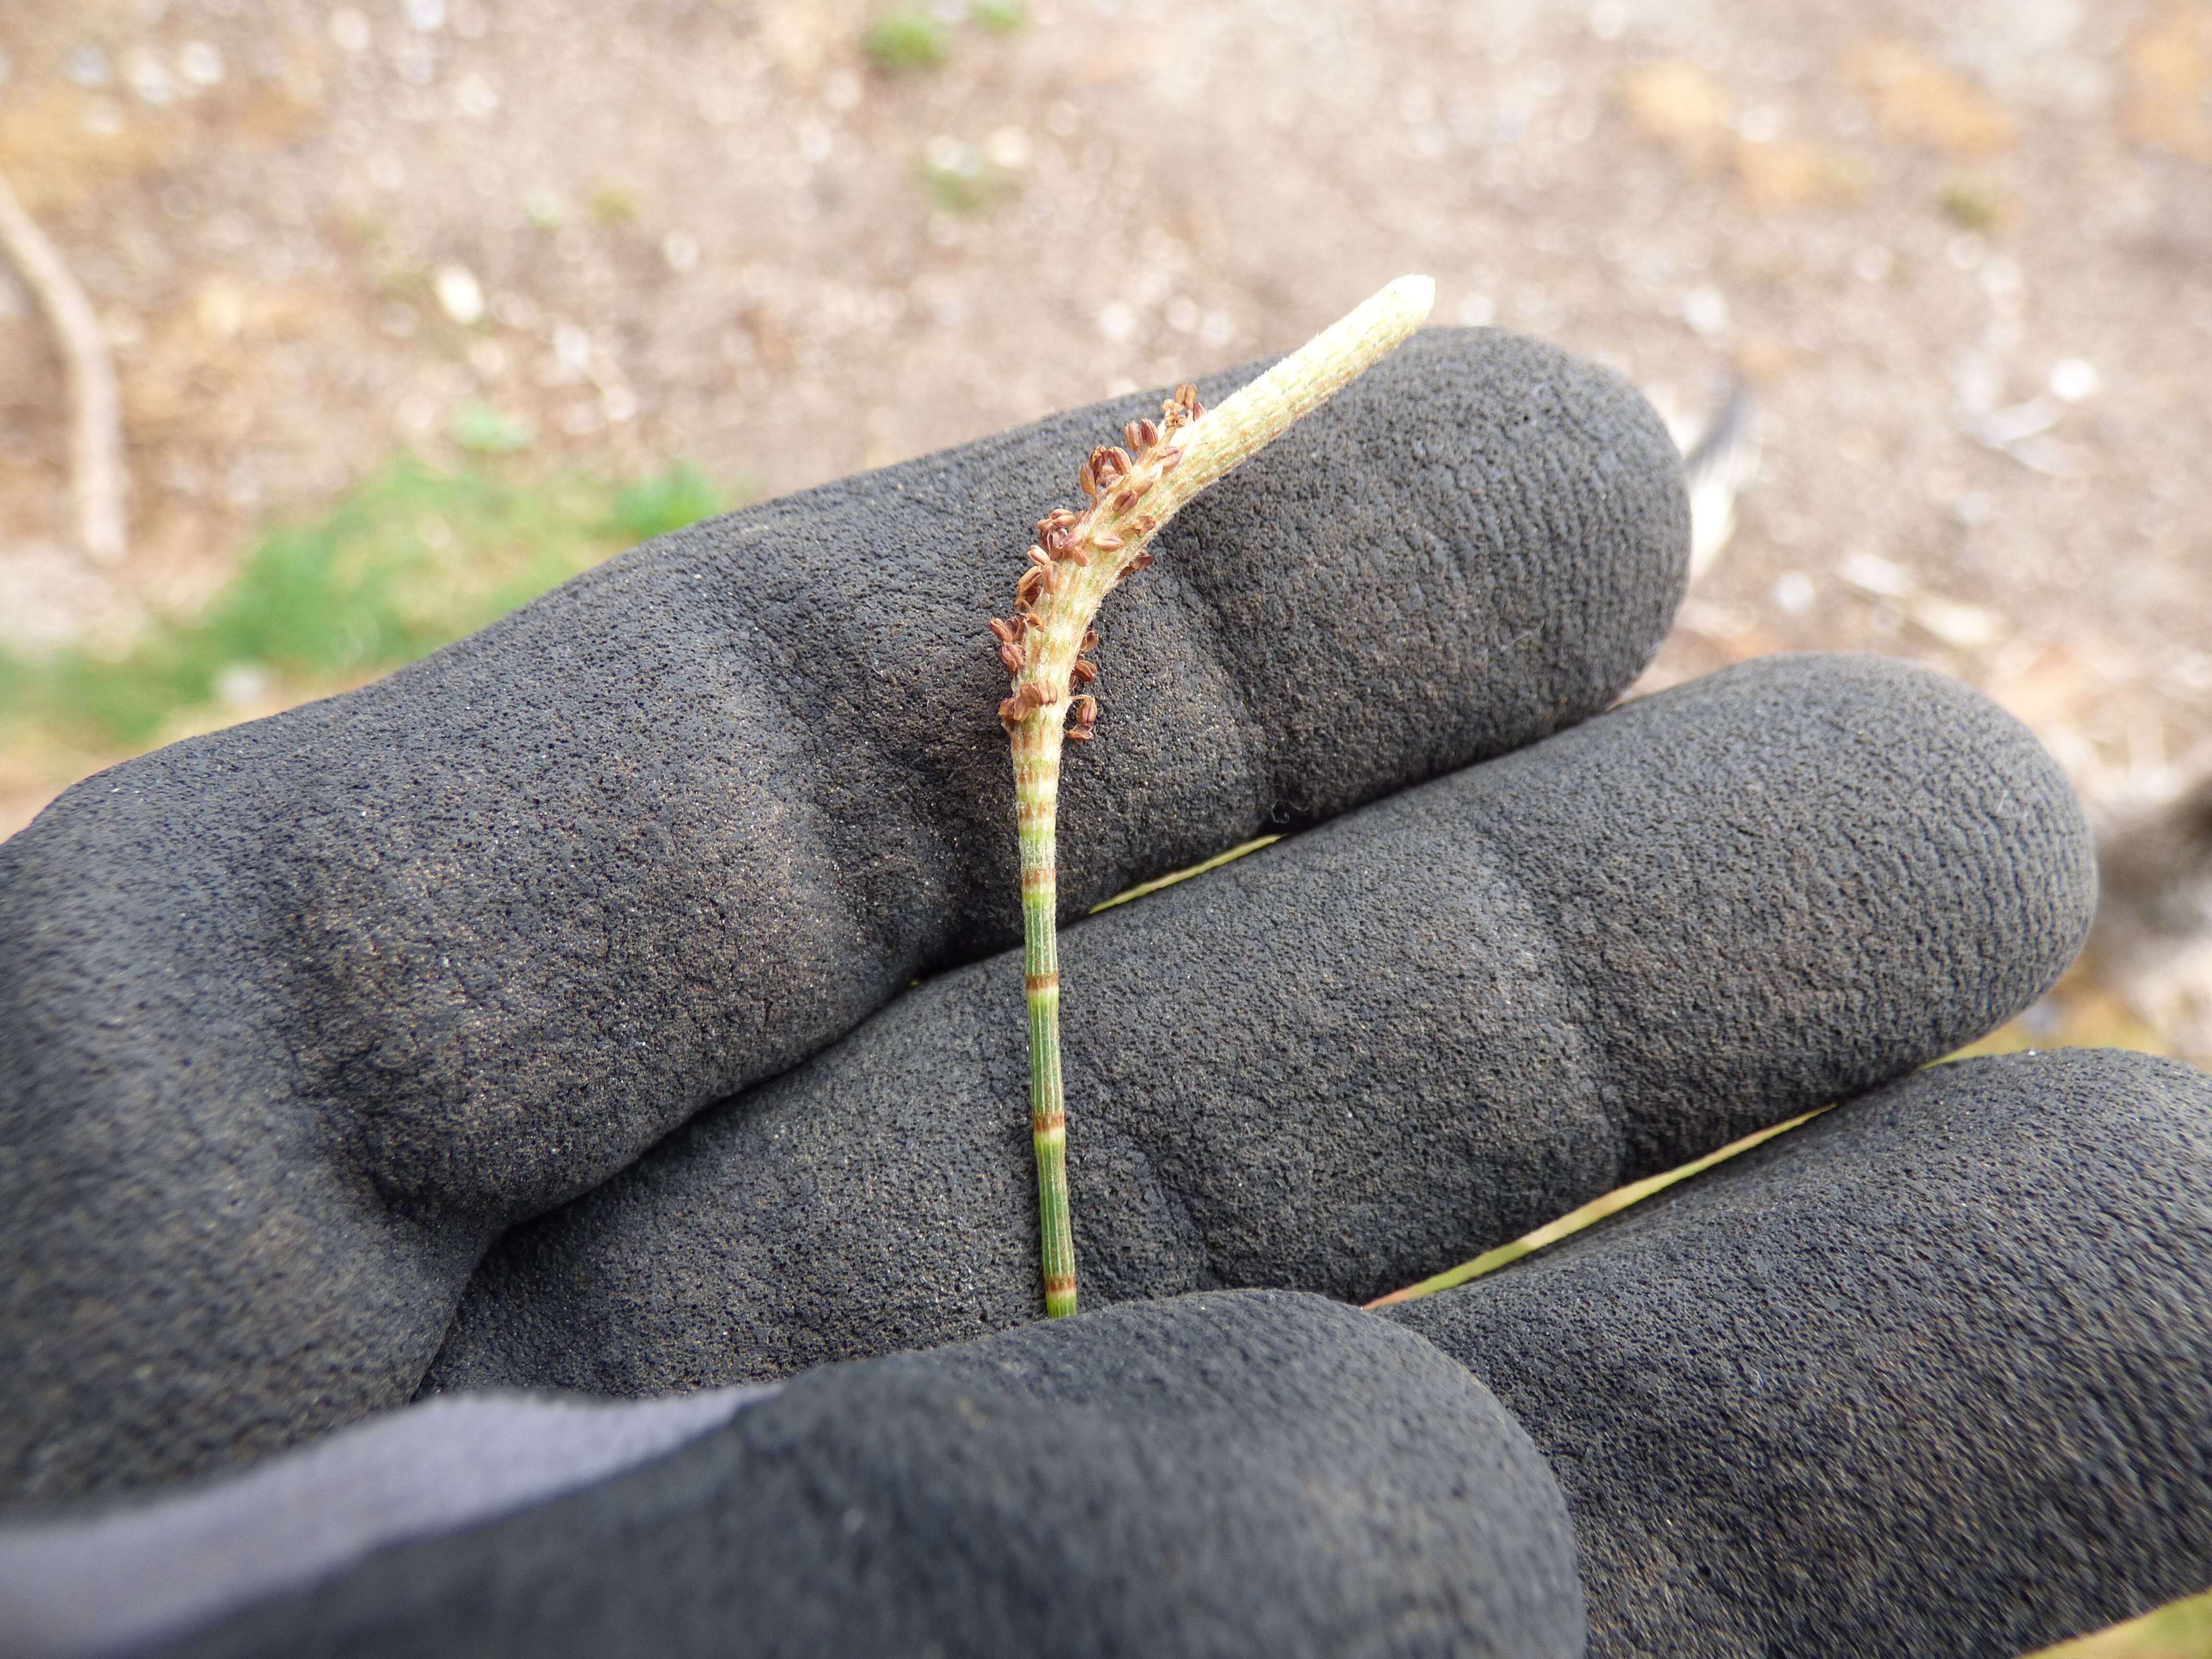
[991,275,1435,1319]
[1014,720,1076,1317]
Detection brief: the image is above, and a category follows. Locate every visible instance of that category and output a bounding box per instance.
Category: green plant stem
[994,276,1435,1321]
[1013,718,1077,1316]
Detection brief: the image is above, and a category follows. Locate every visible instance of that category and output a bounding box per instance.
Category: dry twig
[0,165,127,565]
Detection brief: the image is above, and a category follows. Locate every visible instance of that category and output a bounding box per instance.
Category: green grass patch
[862,10,950,72]
[863,1,1026,74]
[921,140,999,214]
[0,455,736,753]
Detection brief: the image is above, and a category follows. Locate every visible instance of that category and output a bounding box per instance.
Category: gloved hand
[0,326,1686,1503]
[3,328,2208,1659]
[14,1053,2205,1659]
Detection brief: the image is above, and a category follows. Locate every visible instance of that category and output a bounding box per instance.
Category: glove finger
[0,329,1683,1503]
[121,1295,1584,1659]
[1381,1047,2212,1659]
[426,652,2094,1395]
[0,1385,770,1658]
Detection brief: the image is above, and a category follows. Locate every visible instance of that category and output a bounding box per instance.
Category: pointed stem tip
[1162,274,1435,499]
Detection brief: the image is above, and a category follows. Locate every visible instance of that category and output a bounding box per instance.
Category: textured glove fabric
[143,1294,1587,1659]
[0,1385,772,1659]
[1383,1047,2212,1659]
[0,329,1686,1503]
[426,652,2094,1397]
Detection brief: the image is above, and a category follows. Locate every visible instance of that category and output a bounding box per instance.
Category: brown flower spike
[994,276,1435,1320]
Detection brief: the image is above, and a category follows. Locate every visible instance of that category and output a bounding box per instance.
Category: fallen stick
[0,165,127,565]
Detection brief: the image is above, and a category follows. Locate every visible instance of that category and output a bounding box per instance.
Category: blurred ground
[0,0,2208,1028]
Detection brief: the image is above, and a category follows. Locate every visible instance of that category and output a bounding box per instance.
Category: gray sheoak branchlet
[1385,1048,2212,1659]
[424,653,2095,1397]
[991,278,1435,1320]
[0,327,1686,1503]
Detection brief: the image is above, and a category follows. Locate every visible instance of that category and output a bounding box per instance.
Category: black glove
[1385,1045,2212,1658]
[17,1293,1587,1659]
[4,327,2208,1659]
[11,1057,2204,1659]
[0,328,1681,1502]
[422,650,2095,1395]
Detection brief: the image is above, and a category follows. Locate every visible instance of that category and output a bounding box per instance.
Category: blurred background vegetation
[0,453,725,768]
[0,2,2208,1649]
